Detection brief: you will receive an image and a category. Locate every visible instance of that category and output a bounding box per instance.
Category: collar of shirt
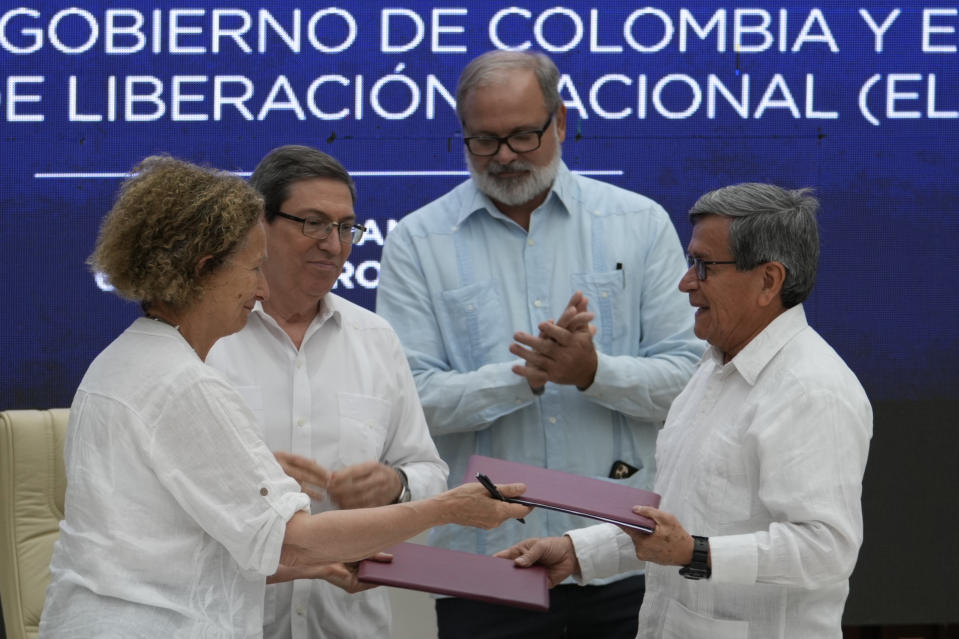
[132,315,200,359]
[453,161,575,228]
[708,304,809,385]
[250,296,344,346]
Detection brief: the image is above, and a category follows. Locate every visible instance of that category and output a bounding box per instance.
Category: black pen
[476,473,525,523]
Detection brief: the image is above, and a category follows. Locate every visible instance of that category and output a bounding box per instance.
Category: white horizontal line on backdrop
[34,170,623,179]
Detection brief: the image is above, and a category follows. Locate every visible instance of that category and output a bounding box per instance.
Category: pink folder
[465,455,660,533]
[357,542,550,611]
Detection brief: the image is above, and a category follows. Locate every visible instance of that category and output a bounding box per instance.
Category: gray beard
[467,142,562,208]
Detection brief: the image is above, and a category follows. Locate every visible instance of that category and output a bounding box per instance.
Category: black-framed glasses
[687,255,737,281]
[275,211,366,245]
[463,113,554,157]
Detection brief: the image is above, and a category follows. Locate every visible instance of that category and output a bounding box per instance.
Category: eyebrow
[298,210,356,224]
[468,121,546,137]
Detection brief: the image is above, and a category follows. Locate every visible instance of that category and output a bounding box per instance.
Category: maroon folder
[357,542,549,611]
[464,455,660,533]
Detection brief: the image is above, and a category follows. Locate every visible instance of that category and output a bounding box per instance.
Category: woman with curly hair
[38,156,529,638]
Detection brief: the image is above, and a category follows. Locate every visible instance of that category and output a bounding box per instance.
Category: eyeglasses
[463,114,554,157]
[275,211,366,245]
[686,255,737,281]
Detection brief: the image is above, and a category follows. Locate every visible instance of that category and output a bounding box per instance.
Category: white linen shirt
[207,293,448,639]
[568,305,873,639]
[39,318,310,639]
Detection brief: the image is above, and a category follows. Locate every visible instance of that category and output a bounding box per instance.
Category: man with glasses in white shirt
[499,183,873,639]
[377,50,703,638]
[208,145,448,639]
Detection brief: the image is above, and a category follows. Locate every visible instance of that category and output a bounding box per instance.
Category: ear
[756,261,786,308]
[555,103,567,143]
[195,254,214,277]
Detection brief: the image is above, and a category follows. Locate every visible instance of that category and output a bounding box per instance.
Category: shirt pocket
[570,270,627,351]
[436,279,510,370]
[662,597,749,639]
[335,392,392,466]
[697,429,754,525]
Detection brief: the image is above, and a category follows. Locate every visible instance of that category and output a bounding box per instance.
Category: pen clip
[475,473,504,500]
[476,473,525,524]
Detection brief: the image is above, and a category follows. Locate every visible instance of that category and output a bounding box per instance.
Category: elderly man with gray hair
[378,49,703,638]
[499,183,873,639]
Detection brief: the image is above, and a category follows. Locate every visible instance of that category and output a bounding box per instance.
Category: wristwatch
[393,468,411,503]
[678,535,711,580]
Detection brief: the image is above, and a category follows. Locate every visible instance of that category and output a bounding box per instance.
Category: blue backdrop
[3,1,957,408]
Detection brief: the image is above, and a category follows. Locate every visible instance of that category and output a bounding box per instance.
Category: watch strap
[678,535,711,580]
[393,468,411,503]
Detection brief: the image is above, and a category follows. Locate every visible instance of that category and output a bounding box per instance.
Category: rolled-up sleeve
[151,376,310,575]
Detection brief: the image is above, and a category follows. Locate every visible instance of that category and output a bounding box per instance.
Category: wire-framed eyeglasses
[463,113,554,157]
[686,255,737,281]
[276,212,366,245]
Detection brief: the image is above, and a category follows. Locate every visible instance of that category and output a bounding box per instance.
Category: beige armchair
[0,409,68,639]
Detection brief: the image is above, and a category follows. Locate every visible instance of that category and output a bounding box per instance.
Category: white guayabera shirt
[39,318,310,639]
[208,294,448,639]
[568,305,873,639]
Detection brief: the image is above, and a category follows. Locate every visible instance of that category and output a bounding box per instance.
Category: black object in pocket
[609,459,640,479]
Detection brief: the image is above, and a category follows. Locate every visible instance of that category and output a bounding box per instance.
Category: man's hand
[274,451,330,501]
[495,535,581,587]
[559,290,590,319]
[622,507,696,567]
[327,461,404,509]
[510,291,599,390]
[513,360,549,394]
[270,553,393,592]
[510,314,598,390]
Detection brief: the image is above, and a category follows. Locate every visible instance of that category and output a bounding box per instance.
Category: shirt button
[467,304,474,311]
[260,487,269,496]
[601,291,609,298]
[534,300,543,308]
[527,238,535,247]
[296,418,305,427]
[296,359,304,369]
[548,417,557,424]
[296,606,305,616]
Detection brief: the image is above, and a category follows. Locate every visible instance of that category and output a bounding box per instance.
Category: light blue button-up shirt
[377,162,704,570]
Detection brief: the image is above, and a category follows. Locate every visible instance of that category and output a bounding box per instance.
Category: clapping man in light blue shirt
[376,49,703,639]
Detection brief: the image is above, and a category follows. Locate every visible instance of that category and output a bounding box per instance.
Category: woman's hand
[269,552,393,592]
[438,481,531,529]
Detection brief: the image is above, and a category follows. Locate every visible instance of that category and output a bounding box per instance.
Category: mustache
[486,159,533,175]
